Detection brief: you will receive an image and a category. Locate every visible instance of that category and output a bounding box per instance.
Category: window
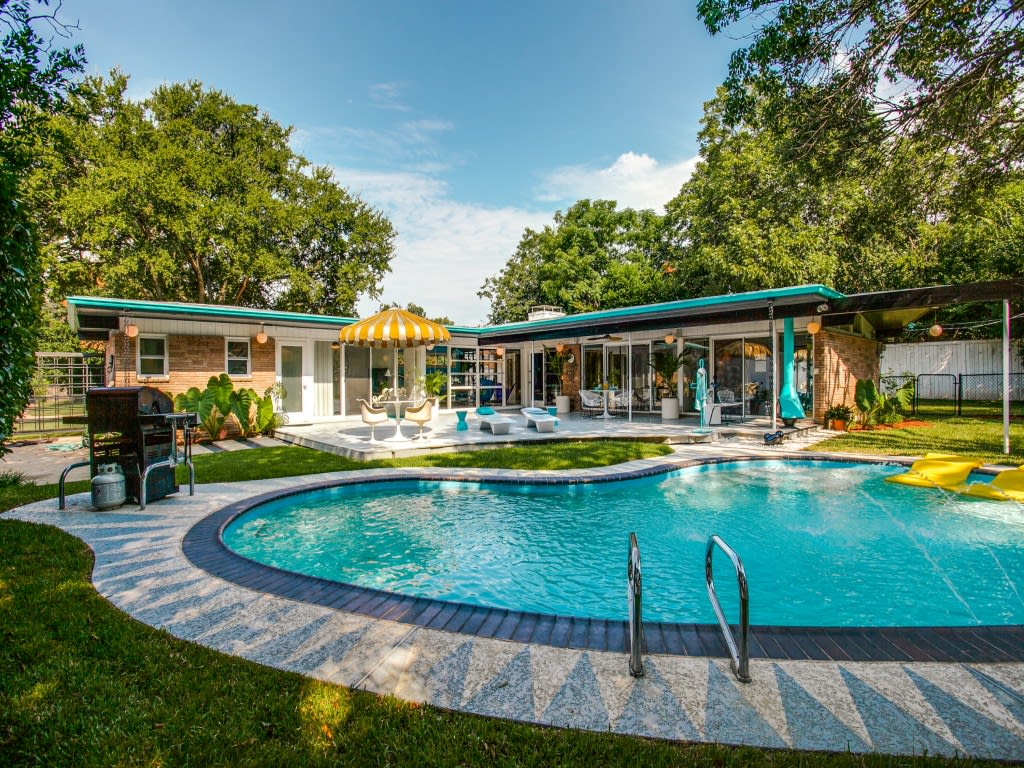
[137,336,167,376]
[226,338,251,376]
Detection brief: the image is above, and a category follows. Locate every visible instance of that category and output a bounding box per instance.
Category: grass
[181,439,673,483]
[0,519,1004,767]
[809,415,1024,465]
[0,440,672,514]
[0,435,1012,766]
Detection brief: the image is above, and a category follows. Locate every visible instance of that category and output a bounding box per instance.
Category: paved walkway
[5,439,1024,759]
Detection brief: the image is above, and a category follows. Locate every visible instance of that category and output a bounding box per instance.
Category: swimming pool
[221,460,1024,628]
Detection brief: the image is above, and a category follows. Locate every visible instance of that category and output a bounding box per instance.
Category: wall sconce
[426,343,435,351]
[555,342,565,353]
[929,324,943,337]
[806,321,821,335]
[664,334,676,345]
[495,346,504,356]
[331,341,340,350]
[124,316,139,338]
[256,323,268,344]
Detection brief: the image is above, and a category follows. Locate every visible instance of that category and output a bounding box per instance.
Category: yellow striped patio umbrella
[338,307,450,348]
[339,308,451,392]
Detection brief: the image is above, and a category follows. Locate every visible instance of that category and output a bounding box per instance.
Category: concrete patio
[273,408,818,459]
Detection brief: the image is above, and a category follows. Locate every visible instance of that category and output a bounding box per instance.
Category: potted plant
[824,403,853,431]
[650,351,688,420]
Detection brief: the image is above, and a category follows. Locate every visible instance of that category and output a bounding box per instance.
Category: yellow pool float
[884,453,984,491]
[960,466,1024,502]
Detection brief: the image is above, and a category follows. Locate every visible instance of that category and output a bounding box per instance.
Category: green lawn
[0,437,1010,766]
[809,415,1023,465]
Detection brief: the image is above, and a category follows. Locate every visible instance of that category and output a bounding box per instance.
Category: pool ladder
[627,532,644,677]
[706,534,751,683]
[627,533,751,683]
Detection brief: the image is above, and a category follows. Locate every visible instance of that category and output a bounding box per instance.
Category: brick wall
[106,333,277,399]
[560,344,582,409]
[812,330,880,421]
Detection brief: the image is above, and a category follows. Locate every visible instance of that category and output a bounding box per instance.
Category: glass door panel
[630,344,650,411]
[743,336,773,417]
[345,347,370,414]
[680,337,709,412]
[505,350,521,405]
[280,344,303,414]
[313,341,336,417]
[582,345,603,390]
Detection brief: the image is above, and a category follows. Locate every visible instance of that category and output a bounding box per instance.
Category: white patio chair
[358,398,389,442]
[404,398,433,440]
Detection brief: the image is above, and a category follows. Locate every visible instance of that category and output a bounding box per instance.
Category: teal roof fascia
[67,296,357,327]
[482,284,845,335]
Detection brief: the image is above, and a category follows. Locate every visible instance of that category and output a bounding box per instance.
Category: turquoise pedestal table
[455,410,468,431]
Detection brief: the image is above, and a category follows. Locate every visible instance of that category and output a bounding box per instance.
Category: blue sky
[65,0,738,323]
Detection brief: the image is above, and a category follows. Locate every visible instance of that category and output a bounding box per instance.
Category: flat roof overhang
[825,279,1024,333]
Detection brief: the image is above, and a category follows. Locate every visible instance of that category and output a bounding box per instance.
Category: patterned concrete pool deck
[7,442,1024,759]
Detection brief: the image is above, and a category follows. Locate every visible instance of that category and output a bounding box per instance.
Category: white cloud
[537,151,698,212]
[369,82,412,112]
[339,168,551,325]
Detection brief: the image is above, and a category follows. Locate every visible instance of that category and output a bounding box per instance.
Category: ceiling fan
[587,334,623,342]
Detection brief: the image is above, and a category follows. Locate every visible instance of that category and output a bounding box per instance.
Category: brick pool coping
[182,454,1024,665]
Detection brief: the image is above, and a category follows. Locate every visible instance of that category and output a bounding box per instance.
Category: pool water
[222,461,1024,627]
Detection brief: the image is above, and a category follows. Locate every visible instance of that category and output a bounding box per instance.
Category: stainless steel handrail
[627,532,644,677]
[58,460,91,510]
[705,534,751,683]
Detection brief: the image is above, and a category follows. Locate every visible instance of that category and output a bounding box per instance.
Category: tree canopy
[663,89,938,297]
[36,74,396,315]
[478,199,673,324]
[697,0,1024,178]
[0,0,83,447]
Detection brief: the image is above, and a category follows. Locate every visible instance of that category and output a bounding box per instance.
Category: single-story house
[67,279,1022,424]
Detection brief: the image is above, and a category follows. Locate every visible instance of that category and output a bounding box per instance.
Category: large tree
[697,0,1024,179]
[479,200,672,324]
[665,89,942,297]
[37,74,395,315]
[1,0,83,448]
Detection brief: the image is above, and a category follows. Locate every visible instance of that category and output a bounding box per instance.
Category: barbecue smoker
[59,386,196,510]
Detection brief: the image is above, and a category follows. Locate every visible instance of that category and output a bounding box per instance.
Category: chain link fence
[959,373,1024,418]
[880,372,1022,419]
[13,352,106,437]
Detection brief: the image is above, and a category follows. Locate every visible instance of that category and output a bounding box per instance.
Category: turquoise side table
[455,410,468,431]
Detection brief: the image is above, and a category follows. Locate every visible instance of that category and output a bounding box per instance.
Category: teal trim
[483,284,845,335]
[68,283,844,337]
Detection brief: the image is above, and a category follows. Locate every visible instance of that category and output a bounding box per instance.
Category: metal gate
[13,352,105,436]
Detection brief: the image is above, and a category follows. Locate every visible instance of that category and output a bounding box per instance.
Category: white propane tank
[91,463,126,510]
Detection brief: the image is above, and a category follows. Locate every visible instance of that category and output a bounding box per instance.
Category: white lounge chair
[477,408,514,435]
[521,407,558,433]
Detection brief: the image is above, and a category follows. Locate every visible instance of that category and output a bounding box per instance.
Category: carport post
[1004,298,1011,455]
